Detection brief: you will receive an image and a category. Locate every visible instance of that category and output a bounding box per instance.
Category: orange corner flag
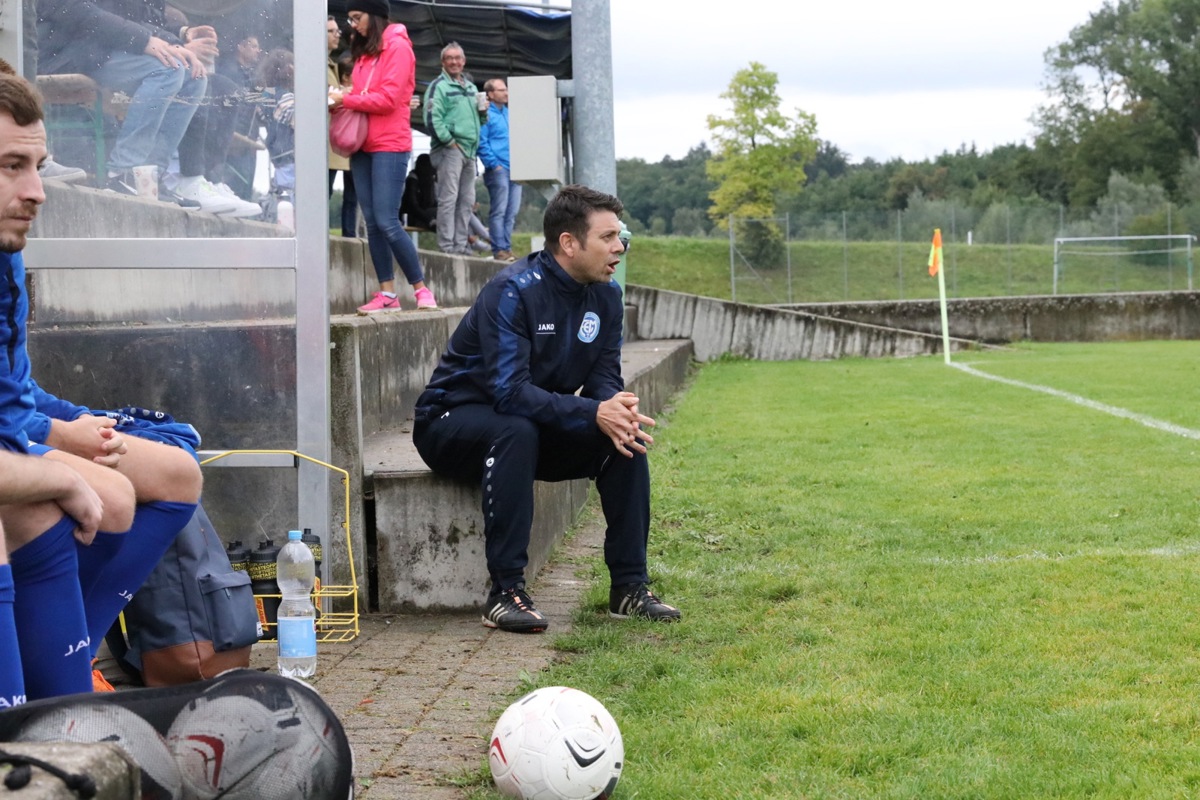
[928,228,943,277]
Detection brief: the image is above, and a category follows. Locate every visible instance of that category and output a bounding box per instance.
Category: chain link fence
[730,201,1200,303]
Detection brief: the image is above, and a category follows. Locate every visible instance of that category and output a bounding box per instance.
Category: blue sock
[0,564,26,708]
[75,531,127,598]
[82,500,197,655]
[10,517,92,699]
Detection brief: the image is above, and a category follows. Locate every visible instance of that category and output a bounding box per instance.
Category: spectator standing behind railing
[256,48,295,211]
[328,22,358,238]
[36,0,208,208]
[330,0,436,313]
[424,43,483,256]
[214,31,262,201]
[479,78,521,263]
[168,20,263,218]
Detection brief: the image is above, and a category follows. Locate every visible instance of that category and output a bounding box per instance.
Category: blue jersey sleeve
[26,381,91,445]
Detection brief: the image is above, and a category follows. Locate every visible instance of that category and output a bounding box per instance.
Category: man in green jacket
[424,42,483,255]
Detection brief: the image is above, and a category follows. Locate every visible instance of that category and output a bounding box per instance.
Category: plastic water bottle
[276,530,317,678]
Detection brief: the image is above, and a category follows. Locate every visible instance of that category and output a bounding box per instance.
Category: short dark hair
[0,58,43,127]
[543,185,624,254]
[336,52,355,84]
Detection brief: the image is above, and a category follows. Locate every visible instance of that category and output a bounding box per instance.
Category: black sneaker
[104,170,138,196]
[482,584,549,633]
[609,582,681,622]
[157,184,201,209]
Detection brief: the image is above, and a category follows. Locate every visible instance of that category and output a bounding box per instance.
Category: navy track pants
[413,404,650,594]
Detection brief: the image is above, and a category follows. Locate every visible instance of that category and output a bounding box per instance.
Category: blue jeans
[91,52,207,173]
[328,169,358,239]
[350,150,423,287]
[483,166,521,254]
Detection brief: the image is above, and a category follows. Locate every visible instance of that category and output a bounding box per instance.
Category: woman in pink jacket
[331,0,437,313]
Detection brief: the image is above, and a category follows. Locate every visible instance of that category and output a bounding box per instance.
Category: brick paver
[249,505,607,799]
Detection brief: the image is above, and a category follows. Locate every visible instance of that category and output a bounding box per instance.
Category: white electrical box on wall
[509,75,562,184]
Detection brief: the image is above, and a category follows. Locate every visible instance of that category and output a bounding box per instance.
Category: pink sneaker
[414,287,438,309]
[357,292,400,314]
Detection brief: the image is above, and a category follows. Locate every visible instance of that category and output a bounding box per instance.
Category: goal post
[1053,235,1196,295]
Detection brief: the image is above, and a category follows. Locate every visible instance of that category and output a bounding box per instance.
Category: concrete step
[362,338,693,612]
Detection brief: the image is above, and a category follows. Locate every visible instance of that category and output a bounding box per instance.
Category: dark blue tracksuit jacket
[415,249,625,429]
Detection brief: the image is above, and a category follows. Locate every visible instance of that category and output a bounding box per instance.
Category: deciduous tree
[705,62,817,264]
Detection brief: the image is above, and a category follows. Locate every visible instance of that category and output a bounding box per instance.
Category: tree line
[616,0,1200,242]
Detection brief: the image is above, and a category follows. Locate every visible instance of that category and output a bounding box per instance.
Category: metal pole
[1189,235,1195,292]
[294,1,332,583]
[785,212,792,304]
[1053,238,1060,295]
[896,210,903,300]
[571,0,617,194]
[841,210,849,300]
[1168,203,1174,291]
[1006,205,1012,293]
[950,205,957,297]
[729,214,736,303]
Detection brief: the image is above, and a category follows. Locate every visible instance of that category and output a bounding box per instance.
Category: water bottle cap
[288,530,302,540]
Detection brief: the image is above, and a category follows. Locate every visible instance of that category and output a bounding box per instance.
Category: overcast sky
[608,0,1108,165]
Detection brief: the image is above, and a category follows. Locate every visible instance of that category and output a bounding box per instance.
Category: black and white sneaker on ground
[157,183,201,209]
[482,583,549,633]
[104,170,139,196]
[609,582,681,622]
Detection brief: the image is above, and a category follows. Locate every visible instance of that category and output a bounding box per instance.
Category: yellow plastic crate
[201,450,361,643]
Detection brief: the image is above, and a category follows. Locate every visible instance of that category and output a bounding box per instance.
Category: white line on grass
[951,362,1200,441]
[926,542,1200,566]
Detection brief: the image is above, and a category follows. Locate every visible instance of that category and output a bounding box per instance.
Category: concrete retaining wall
[625,285,968,361]
[788,292,1200,344]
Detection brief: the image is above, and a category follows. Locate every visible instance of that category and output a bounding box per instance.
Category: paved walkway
[248,504,607,799]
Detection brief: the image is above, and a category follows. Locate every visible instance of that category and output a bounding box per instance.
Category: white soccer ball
[489,686,623,800]
[260,682,344,799]
[166,695,284,800]
[16,702,184,800]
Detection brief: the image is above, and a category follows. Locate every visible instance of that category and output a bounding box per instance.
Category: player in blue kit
[413,184,681,632]
[0,60,201,701]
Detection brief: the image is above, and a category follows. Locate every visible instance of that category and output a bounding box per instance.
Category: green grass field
[465,341,1200,799]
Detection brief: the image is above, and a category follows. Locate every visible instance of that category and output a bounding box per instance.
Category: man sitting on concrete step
[413,184,681,633]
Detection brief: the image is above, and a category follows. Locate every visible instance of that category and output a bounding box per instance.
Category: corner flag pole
[928,228,951,364]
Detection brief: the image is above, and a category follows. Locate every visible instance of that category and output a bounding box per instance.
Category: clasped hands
[46,414,128,468]
[597,391,655,458]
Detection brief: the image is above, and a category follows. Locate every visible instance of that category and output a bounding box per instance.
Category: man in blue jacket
[478,78,521,263]
[413,185,681,633]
